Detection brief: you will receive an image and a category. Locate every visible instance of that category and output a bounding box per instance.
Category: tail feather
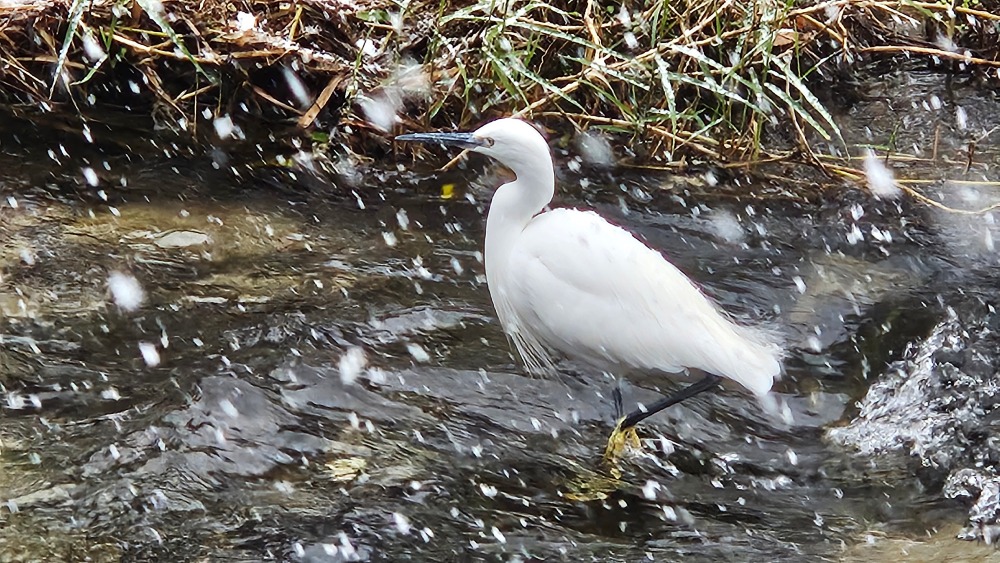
[709,323,783,397]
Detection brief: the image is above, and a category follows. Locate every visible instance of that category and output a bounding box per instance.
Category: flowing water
[3,69,1000,561]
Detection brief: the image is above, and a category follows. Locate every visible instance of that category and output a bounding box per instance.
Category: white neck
[484,166,554,288]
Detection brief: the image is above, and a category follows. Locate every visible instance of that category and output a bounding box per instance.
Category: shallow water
[3,69,1000,561]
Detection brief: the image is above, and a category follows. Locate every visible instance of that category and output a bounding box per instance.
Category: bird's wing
[505,209,779,395]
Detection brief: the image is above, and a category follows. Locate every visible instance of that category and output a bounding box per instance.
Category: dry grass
[0,0,998,168]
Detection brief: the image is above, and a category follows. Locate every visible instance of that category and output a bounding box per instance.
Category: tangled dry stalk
[0,0,998,172]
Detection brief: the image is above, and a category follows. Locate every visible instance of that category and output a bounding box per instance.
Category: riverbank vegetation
[1,0,998,171]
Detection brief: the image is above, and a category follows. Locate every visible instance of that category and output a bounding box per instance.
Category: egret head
[397,118,552,180]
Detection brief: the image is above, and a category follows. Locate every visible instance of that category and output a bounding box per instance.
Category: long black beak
[395,132,485,150]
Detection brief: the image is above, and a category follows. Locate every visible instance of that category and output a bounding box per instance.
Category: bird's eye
[482,137,495,147]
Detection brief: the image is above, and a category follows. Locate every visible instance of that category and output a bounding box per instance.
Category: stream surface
[3,68,1000,561]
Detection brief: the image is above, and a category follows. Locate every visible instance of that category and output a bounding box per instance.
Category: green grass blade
[767,64,843,143]
[135,0,214,82]
[49,0,87,96]
[762,81,832,141]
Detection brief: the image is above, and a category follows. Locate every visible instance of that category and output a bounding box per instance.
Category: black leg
[618,373,722,430]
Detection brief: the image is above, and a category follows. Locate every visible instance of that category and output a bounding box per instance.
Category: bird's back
[498,208,780,396]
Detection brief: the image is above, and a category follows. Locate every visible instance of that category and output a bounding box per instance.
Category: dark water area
[3,69,1000,561]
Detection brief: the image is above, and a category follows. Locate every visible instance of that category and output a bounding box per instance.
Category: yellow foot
[603,417,641,466]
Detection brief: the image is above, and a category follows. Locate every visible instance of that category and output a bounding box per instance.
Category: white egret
[396,118,782,454]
